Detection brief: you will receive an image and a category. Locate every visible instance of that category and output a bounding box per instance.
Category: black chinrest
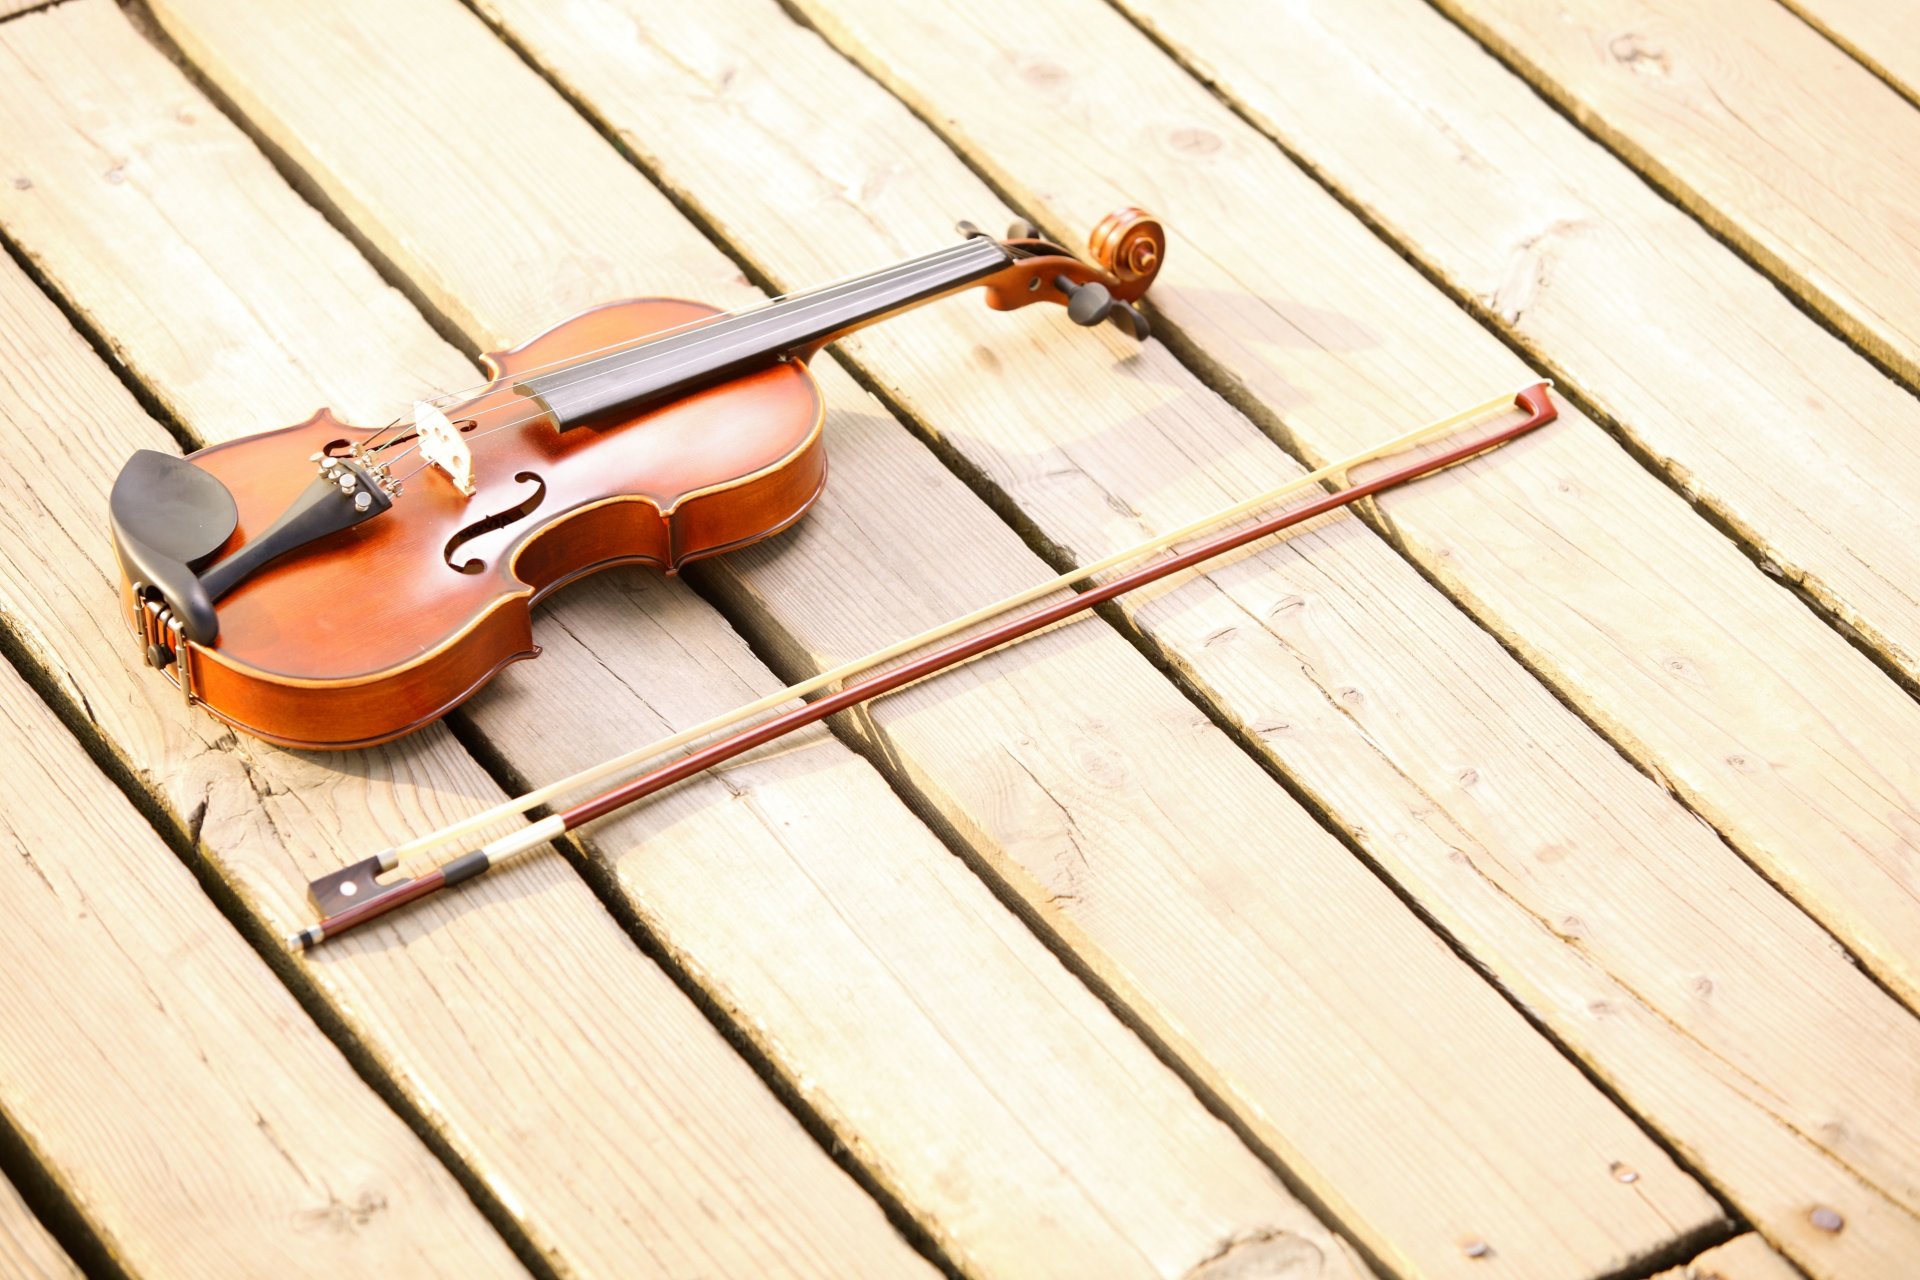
[108,447,393,649]
[109,450,235,644]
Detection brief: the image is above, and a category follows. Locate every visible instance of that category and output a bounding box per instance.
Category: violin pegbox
[978,206,1165,342]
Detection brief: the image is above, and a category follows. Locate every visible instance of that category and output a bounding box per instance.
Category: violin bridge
[413,400,476,496]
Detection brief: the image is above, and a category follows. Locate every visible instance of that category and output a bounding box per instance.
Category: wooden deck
[0,0,1913,1276]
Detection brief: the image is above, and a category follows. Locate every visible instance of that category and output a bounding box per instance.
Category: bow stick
[290,381,1557,950]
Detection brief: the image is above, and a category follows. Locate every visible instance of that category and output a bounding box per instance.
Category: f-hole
[445,471,546,574]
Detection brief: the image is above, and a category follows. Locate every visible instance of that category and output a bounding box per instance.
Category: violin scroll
[979,206,1167,337]
[1086,207,1163,302]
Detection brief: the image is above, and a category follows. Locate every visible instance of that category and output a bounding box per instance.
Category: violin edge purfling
[108,209,1166,750]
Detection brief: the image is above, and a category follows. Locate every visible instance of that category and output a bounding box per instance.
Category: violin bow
[290,381,1557,950]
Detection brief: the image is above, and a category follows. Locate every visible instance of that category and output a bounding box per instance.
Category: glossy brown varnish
[123,209,1166,750]
[139,299,825,749]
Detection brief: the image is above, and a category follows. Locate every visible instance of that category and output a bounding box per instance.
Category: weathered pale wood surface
[468,579,1370,1280]
[131,0,1732,1277]
[1650,1234,1804,1280]
[790,0,1920,1034]
[1430,0,1920,398]
[0,5,1378,1276]
[0,11,940,1278]
[0,634,519,1278]
[1112,0,1920,692]
[470,0,1920,1274]
[0,238,924,1280]
[0,1171,77,1280]
[1780,0,1920,109]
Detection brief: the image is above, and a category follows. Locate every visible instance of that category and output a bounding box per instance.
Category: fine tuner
[107,208,1166,749]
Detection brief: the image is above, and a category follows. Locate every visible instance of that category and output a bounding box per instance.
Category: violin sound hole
[444,471,546,574]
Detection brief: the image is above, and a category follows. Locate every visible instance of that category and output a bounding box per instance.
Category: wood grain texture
[0,10,935,1277]
[0,649,519,1278]
[463,0,1920,1275]
[0,1172,77,1280]
[1427,0,1920,399]
[1109,0,1920,694]
[0,5,1375,1276]
[1779,0,1920,110]
[788,0,1920,1049]
[126,1,1734,1278]
[1650,1234,1804,1280]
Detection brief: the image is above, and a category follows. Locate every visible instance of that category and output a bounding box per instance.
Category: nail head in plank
[0,4,1369,1275]
[460,0,1920,1275]
[133,0,1736,1277]
[1429,0,1920,397]
[0,627,520,1274]
[780,0,1920,1040]
[1112,0,1920,693]
[0,18,936,1268]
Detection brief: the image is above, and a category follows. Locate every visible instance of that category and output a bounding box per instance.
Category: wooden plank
[124,1,1734,1278]
[0,5,1377,1277]
[0,1172,77,1280]
[1780,0,1920,110]
[1108,0,1920,693]
[1651,1234,1804,1280]
[0,237,923,1280]
[784,0,1920,1048]
[0,15,939,1280]
[457,1,1920,1276]
[0,651,518,1278]
[1426,0,1920,399]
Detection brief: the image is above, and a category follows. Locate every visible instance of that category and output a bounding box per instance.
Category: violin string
[366,237,995,458]
[378,239,994,474]
[421,238,993,413]
[379,238,1005,480]
[424,239,996,454]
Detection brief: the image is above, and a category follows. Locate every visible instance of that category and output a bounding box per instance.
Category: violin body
[111,211,1165,749]
[148,301,822,748]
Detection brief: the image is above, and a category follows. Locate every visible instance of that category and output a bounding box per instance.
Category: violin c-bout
[109,210,1165,749]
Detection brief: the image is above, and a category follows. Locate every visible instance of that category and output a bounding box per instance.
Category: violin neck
[516,237,1013,430]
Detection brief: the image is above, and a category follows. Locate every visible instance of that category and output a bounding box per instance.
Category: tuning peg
[1053,276,1150,340]
[1056,275,1113,327]
[1005,218,1041,240]
[1107,300,1151,342]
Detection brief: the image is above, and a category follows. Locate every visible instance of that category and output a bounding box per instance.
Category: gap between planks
[1095,0,1920,709]
[97,0,1735,1274]
[1419,0,1920,420]
[456,0,1920,1274]
[0,5,1397,1274]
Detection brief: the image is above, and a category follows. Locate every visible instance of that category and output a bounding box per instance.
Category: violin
[108,209,1165,750]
